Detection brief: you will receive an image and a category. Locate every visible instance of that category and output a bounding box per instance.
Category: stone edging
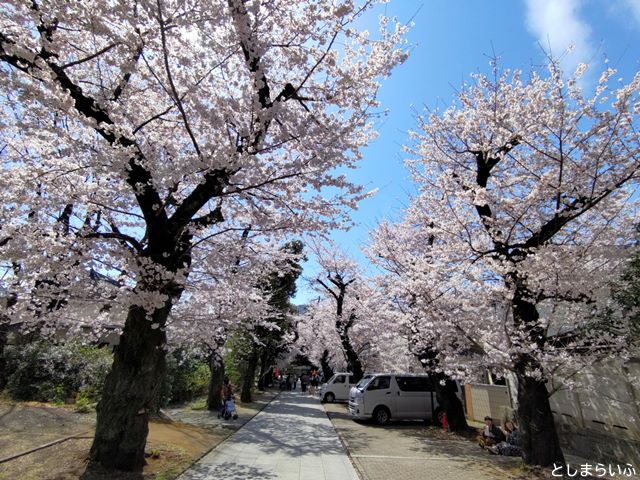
[322,403,368,480]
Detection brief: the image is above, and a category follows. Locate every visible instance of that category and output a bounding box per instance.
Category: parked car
[348,373,460,425]
[320,372,356,403]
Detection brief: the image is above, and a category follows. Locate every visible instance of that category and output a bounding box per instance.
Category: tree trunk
[257,351,269,391]
[207,354,225,412]
[511,285,564,466]
[88,303,170,472]
[320,349,334,381]
[516,373,564,466]
[241,350,258,403]
[344,345,364,382]
[431,373,469,432]
[0,316,8,390]
[337,312,363,381]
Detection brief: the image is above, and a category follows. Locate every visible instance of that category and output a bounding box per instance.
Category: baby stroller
[217,395,238,420]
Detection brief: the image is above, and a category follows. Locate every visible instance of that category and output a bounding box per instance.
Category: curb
[0,429,93,464]
[322,403,369,480]
[174,390,280,479]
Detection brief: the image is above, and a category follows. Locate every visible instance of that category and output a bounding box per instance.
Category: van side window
[334,375,346,384]
[396,376,433,392]
[368,376,391,390]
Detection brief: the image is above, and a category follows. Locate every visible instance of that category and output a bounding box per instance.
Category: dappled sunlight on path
[179,392,358,480]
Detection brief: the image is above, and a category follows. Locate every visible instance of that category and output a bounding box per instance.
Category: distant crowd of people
[273,368,323,394]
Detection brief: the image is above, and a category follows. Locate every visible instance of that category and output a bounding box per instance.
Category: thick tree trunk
[318,276,363,382]
[344,346,363,381]
[511,285,564,466]
[337,313,364,381]
[241,350,258,403]
[516,373,564,466]
[320,349,334,381]
[207,355,225,412]
[431,373,469,432]
[89,303,170,472]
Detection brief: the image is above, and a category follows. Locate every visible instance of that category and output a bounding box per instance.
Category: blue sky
[294,0,640,304]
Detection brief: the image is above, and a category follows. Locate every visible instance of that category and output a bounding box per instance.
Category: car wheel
[324,392,335,403]
[373,406,390,426]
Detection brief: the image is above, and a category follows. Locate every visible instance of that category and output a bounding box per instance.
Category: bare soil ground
[0,390,278,479]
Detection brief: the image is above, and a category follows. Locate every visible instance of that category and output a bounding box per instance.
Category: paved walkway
[179,392,359,480]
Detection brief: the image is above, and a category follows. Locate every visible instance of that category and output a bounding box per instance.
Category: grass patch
[187,398,207,411]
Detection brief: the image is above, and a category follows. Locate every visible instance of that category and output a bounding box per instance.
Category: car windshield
[355,375,373,390]
[327,374,338,384]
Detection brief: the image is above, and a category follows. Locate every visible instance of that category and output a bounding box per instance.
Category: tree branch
[316,278,339,301]
[84,231,143,252]
[0,30,168,240]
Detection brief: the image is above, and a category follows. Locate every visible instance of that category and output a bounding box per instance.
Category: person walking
[310,371,320,396]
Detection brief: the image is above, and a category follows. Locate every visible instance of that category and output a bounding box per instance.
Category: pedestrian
[301,372,309,392]
[292,374,297,390]
[310,371,319,395]
[218,376,234,419]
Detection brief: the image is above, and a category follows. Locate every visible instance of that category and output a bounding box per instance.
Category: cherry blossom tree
[296,242,408,379]
[368,234,471,432]
[375,59,640,465]
[231,240,303,402]
[313,247,365,380]
[0,0,407,471]
[252,240,304,392]
[165,232,273,410]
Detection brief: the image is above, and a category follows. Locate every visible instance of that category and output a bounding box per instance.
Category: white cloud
[620,0,640,25]
[524,0,593,74]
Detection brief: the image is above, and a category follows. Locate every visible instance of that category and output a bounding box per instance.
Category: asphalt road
[322,401,529,480]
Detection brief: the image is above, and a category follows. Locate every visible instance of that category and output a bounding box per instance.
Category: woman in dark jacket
[488,421,523,456]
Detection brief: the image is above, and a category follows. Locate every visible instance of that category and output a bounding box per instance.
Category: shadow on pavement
[223,393,345,457]
[182,461,278,480]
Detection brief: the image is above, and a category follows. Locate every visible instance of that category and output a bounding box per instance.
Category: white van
[320,372,356,403]
[348,373,454,425]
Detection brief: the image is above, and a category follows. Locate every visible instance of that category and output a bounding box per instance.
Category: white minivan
[348,373,453,425]
[320,372,356,403]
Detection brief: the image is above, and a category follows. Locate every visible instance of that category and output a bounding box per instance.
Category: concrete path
[179,392,359,480]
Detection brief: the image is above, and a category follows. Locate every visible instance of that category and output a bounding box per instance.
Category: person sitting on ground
[477,416,505,448]
[488,420,523,456]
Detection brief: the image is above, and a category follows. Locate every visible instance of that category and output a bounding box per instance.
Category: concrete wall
[466,359,640,465]
[549,359,640,466]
